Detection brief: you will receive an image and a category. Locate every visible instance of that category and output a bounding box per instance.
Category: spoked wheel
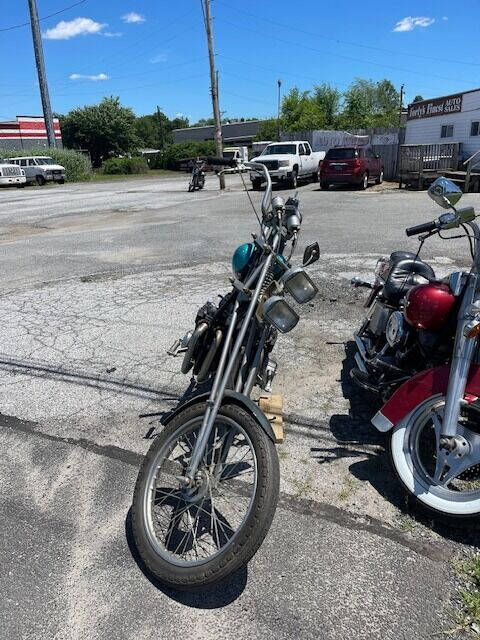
[389,396,480,518]
[132,402,279,588]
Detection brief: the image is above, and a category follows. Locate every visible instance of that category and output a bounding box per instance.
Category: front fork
[182,238,279,485]
[441,273,478,440]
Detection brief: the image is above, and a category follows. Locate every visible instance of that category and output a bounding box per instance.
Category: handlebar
[405,220,438,237]
[245,161,272,219]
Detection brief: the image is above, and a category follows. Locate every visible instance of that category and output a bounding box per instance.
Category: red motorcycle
[352,177,480,518]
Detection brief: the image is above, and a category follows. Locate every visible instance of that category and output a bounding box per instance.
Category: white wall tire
[389,395,480,518]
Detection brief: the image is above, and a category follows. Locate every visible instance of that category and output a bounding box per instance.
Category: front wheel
[389,396,480,518]
[132,402,280,588]
[359,172,368,190]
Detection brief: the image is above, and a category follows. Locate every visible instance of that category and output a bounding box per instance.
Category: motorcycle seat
[384,258,436,304]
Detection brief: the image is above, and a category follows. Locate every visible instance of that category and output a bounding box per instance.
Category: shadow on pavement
[124,507,247,608]
[320,341,480,546]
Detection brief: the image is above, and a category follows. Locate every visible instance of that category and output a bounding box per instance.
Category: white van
[0,162,26,187]
[7,156,66,185]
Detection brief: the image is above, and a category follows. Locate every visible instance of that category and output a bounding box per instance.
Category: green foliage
[339,78,400,128]
[101,156,149,175]
[412,94,424,103]
[312,84,341,128]
[281,87,325,131]
[150,141,216,170]
[255,118,278,141]
[0,147,91,182]
[134,109,189,149]
[60,96,140,167]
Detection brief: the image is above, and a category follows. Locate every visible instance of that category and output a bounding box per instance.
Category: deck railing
[400,143,459,174]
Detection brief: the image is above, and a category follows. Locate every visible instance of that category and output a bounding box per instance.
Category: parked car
[7,156,66,185]
[250,141,325,189]
[0,162,26,188]
[320,146,384,190]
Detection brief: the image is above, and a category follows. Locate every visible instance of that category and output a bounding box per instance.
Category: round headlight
[232,242,255,280]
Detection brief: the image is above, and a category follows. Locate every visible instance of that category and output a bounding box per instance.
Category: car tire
[251,178,262,191]
[36,175,45,186]
[375,170,384,185]
[359,172,368,190]
[289,169,298,189]
[320,181,329,190]
[57,178,65,184]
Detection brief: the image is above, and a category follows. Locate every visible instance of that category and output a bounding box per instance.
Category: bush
[101,156,149,174]
[0,147,92,182]
[150,141,216,170]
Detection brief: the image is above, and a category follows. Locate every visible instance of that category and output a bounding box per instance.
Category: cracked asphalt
[1,174,479,639]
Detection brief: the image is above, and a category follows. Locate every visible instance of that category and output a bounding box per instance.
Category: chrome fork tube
[186,233,280,481]
[442,220,480,437]
[442,275,477,436]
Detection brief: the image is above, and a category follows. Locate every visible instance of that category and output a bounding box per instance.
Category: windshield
[262,144,296,155]
[35,157,54,165]
[325,148,357,160]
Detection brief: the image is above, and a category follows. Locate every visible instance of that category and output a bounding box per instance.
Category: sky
[0,0,478,124]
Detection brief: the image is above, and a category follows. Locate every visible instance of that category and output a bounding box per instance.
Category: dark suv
[320,146,384,190]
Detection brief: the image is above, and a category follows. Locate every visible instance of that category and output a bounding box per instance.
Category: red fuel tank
[405,282,456,331]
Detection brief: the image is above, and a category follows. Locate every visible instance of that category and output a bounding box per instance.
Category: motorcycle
[353,176,480,518]
[188,158,206,192]
[131,160,320,587]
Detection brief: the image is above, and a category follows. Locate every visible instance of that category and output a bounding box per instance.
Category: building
[173,120,267,147]
[405,88,480,160]
[0,115,62,150]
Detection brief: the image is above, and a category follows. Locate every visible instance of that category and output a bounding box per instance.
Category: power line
[0,0,87,32]
[217,17,475,87]
[215,0,480,69]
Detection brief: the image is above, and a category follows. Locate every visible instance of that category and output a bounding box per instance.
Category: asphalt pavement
[1,174,478,639]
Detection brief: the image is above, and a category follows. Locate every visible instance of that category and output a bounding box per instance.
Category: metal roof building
[173,120,267,146]
[0,115,62,150]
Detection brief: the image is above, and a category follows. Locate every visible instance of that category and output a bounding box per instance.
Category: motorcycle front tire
[131,402,280,588]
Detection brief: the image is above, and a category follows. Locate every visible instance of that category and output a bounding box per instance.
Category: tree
[281,87,325,131]
[312,84,341,128]
[255,118,278,141]
[412,94,424,103]
[339,78,400,128]
[61,96,139,166]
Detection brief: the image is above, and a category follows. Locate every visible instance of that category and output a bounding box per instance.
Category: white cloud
[43,17,106,40]
[122,12,145,24]
[442,16,448,20]
[69,73,109,81]
[104,31,122,37]
[149,53,167,64]
[393,16,435,32]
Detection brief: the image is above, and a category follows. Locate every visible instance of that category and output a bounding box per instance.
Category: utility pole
[277,79,282,141]
[397,84,405,188]
[398,84,405,127]
[202,0,224,189]
[28,0,56,148]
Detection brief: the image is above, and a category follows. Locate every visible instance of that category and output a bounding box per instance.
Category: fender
[371,365,480,432]
[161,390,276,443]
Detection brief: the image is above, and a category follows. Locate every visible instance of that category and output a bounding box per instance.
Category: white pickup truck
[250,141,325,190]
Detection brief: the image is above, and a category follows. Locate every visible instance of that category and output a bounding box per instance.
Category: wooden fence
[281,127,403,180]
[399,143,459,174]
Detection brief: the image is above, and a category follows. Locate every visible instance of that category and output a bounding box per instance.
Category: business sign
[408,93,463,120]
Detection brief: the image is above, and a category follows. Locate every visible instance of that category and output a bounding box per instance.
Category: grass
[90,169,179,182]
[451,553,480,635]
[396,513,417,534]
[338,475,359,502]
[291,474,314,498]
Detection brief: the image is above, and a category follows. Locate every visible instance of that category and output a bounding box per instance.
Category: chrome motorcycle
[356,177,480,518]
[351,229,448,401]
[132,161,319,587]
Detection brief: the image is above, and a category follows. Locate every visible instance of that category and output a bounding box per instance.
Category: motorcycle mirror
[428,177,462,209]
[303,242,320,267]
